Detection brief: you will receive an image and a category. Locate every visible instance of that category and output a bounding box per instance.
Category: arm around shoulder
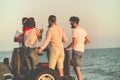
[14,34,24,43]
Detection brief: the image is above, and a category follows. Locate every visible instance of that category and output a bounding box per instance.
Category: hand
[17,35,24,43]
[65,48,70,51]
[38,48,43,54]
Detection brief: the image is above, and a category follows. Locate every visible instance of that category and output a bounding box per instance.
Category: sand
[0,62,10,80]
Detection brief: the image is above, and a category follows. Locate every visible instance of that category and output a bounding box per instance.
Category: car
[3,47,75,80]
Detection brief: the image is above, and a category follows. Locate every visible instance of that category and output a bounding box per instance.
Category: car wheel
[34,67,60,80]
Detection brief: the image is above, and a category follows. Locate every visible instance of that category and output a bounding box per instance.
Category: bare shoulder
[35,28,40,32]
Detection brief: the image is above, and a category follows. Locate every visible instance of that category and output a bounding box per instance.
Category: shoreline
[0,62,10,80]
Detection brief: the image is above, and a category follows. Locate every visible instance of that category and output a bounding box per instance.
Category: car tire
[33,67,60,80]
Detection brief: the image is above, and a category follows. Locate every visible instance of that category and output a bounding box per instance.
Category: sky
[0,0,120,51]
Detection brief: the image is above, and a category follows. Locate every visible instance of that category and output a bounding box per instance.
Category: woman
[23,17,42,71]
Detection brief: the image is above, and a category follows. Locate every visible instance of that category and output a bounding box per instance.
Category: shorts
[72,50,84,67]
[49,48,64,69]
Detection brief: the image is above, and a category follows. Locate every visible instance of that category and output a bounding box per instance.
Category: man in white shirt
[14,17,28,47]
[13,17,28,75]
[65,16,90,80]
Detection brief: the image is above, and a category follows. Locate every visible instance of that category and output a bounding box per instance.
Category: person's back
[48,25,67,50]
[23,17,42,70]
[24,28,39,48]
[24,17,42,48]
[38,15,68,77]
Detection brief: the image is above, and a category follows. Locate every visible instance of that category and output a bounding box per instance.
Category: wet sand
[0,62,10,80]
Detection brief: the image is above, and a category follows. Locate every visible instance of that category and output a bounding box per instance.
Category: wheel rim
[37,73,55,80]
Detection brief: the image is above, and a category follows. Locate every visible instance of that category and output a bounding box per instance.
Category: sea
[0,48,120,80]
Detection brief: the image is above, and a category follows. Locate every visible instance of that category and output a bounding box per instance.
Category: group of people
[14,15,90,80]
[14,17,42,71]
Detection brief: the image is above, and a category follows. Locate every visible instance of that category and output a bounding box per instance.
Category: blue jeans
[25,47,39,70]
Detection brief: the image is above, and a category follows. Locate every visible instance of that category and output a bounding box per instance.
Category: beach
[0,62,10,80]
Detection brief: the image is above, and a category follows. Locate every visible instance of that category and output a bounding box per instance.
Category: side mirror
[3,58,9,65]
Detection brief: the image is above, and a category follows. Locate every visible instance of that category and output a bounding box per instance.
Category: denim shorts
[72,50,84,66]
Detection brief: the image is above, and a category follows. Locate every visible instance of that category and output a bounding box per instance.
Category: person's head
[69,16,80,28]
[24,17,36,28]
[29,17,36,27]
[22,17,28,25]
[48,15,56,28]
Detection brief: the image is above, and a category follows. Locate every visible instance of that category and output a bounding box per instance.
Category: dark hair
[22,17,28,24]
[48,15,56,23]
[29,17,36,27]
[69,16,80,24]
[24,17,36,28]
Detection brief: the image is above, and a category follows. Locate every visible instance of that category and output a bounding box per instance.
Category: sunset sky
[0,0,120,51]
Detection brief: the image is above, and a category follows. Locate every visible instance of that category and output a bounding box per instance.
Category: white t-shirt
[72,27,87,52]
[14,27,23,37]
[14,27,23,47]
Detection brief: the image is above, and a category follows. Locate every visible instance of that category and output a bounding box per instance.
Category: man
[38,15,68,77]
[65,16,90,80]
[12,17,28,75]
[14,17,28,47]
